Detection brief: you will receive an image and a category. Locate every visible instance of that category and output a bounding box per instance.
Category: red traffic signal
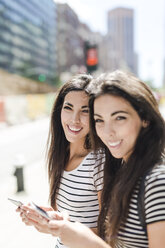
[84,42,98,72]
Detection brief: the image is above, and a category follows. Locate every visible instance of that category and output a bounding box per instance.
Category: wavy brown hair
[47,74,93,209]
[87,70,165,246]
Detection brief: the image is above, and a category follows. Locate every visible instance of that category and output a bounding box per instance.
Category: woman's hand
[16,203,61,234]
[47,212,110,248]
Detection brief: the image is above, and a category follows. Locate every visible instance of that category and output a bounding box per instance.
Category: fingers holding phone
[20,204,47,226]
[8,198,33,226]
[21,203,55,234]
[8,197,62,234]
[16,203,38,226]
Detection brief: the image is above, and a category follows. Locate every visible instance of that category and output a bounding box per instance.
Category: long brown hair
[87,70,165,246]
[47,74,93,209]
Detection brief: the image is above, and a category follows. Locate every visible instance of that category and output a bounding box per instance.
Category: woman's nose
[103,123,115,138]
[72,112,80,123]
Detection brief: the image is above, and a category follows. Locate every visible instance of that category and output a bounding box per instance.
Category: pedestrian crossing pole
[13,154,25,193]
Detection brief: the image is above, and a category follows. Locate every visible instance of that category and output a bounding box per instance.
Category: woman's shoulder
[89,148,106,160]
[145,163,165,186]
[144,163,165,225]
[148,163,165,176]
[91,148,106,156]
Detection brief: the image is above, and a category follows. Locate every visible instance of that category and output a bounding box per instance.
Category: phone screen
[31,202,51,220]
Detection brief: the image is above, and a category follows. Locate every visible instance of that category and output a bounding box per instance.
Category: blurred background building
[56,3,84,75]
[0,0,57,85]
[0,0,164,126]
[0,0,139,88]
[106,7,138,74]
[56,3,102,77]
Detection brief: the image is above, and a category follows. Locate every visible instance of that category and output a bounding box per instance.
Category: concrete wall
[0,93,56,126]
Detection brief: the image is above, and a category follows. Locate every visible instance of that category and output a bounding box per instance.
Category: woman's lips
[67,125,82,133]
[108,140,122,148]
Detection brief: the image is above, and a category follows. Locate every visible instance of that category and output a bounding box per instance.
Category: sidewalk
[0,159,56,248]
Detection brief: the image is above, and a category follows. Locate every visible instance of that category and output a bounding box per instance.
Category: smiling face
[61,91,89,145]
[94,94,146,161]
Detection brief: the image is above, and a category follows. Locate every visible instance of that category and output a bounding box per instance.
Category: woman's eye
[116,116,126,120]
[63,106,72,110]
[82,109,89,113]
[95,119,103,123]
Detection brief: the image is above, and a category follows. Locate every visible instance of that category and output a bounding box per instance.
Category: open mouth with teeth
[67,125,82,134]
[108,140,122,148]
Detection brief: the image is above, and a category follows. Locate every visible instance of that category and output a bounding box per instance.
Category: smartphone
[8,198,23,207]
[30,202,51,220]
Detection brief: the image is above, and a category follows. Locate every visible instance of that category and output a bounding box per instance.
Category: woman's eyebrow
[81,105,89,109]
[94,113,102,118]
[111,110,128,116]
[64,102,73,107]
[94,111,128,118]
[64,102,88,109]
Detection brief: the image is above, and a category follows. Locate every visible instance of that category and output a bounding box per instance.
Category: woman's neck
[65,141,90,172]
[69,141,89,159]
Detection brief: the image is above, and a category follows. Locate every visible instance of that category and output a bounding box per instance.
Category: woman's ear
[142,120,150,128]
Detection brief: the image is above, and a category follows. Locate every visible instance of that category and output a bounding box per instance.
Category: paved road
[0,118,49,181]
[0,119,56,248]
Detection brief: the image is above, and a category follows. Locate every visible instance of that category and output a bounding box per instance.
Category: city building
[56,3,85,75]
[107,7,138,75]
[56,3,101,77]
[0,0,57,84]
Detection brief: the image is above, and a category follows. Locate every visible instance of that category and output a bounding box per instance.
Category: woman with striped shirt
[18,74,104,248]
[46,70,165,248]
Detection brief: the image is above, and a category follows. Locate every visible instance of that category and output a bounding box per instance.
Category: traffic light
[84,41,98,73]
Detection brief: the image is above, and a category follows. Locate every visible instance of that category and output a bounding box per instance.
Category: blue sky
[54,0,165,87]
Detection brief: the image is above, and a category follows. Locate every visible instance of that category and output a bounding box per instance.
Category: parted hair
[87,70,165,246]
[47,74,93,209]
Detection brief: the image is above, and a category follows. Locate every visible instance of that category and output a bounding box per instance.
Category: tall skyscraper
[0,0,57,84]
[107,7,138,74]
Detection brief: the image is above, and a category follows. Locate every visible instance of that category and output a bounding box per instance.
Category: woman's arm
[97,190,102,210]
[16,204,61,235]
[147,221,165,248]
[144,166,165,247]
[91,190,102,234]
[18,204,110,247]
[48,218,110,248]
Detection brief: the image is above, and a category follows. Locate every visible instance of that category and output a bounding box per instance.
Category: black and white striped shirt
[55,150,105,248]
[116,164,165,248]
